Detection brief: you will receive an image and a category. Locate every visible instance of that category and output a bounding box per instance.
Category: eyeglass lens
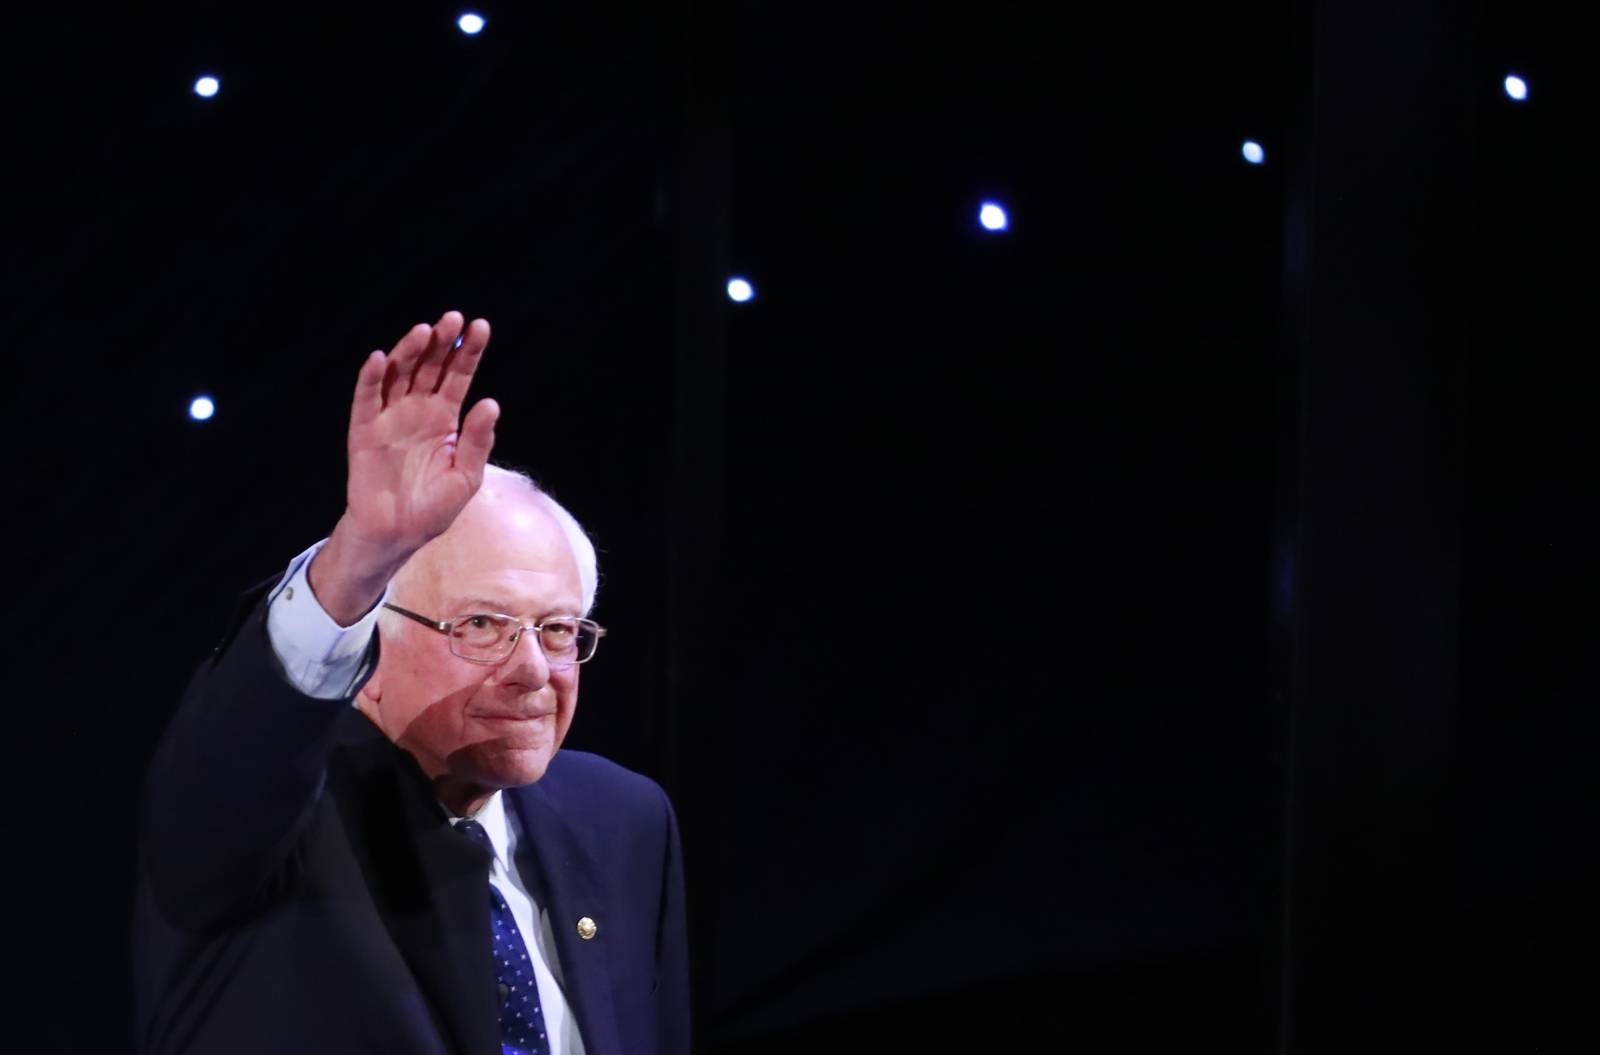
[449,614,598,663]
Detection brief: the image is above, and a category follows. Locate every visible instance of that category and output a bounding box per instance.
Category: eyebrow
[453,598,583,620]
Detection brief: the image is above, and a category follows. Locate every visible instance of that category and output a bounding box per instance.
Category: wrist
[307,518,412,627]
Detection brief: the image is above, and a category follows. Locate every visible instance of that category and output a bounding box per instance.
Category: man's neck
[435,777,496,819]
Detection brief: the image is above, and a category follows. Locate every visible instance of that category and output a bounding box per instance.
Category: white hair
[484,464,600,615]
[376,465,600,641]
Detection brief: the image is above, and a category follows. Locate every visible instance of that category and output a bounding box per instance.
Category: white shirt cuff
[265,540,388,700]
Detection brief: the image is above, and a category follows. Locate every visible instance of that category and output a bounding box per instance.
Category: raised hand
[309,311,499,625]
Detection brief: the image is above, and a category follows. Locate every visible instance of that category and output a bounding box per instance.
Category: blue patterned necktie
[455,818,552,1055]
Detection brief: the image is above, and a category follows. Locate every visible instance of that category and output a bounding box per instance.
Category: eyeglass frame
[381,602,608,667]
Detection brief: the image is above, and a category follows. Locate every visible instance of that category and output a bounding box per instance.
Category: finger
[383,323,432,405]
[349,350,386,429]
[411,311,463,396]
[436,317,491,404]
[454,397,500,482]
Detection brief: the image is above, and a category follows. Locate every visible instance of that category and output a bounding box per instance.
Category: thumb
[455,397,500,483]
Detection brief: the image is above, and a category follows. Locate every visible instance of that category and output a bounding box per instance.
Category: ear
[355,665,383,716]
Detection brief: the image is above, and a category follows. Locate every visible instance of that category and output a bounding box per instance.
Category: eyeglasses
[381,603,607,667]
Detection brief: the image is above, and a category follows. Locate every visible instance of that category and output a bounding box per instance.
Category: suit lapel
[510,782,622,1055]
[358,745,502,1055]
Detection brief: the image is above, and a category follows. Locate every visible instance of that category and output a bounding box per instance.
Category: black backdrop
[4,1,1598,1052]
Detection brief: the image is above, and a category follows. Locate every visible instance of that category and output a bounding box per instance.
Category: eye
[540,619,579,651]
[452,614,510,651]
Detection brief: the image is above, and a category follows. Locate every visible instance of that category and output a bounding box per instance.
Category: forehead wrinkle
[434,557,584,621]
[445,577,584,618]
[456,596,519,614]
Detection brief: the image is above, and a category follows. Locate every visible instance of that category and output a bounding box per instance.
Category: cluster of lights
[182,48,1534,419]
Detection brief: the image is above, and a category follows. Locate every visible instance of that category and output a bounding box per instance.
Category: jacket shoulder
[536,750,671,824]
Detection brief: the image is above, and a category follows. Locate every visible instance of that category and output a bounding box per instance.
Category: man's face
[364,486,585,792]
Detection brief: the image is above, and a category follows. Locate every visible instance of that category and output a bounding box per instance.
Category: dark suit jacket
[133,587,689,1055]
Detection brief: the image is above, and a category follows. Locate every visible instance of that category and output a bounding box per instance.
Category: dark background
[3,1,1596,1051]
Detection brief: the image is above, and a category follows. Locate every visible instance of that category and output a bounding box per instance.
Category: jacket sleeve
[140,581,376,932]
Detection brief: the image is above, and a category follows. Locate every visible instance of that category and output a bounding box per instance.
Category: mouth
[473,712,553,724]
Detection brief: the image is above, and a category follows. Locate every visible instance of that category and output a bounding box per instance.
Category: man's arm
[140,310,500,931]
[265,540,387,700]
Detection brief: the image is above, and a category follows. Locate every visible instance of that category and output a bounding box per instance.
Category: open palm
[342,310,499,557]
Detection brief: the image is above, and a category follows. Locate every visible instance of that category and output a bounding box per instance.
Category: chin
[461,745,555,790]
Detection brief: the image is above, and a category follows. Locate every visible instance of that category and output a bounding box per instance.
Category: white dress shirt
[264,541,586,1055]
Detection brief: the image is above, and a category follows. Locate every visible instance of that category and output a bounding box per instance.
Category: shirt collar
[443,790,511,872]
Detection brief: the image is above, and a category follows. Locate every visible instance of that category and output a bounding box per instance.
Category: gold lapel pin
[576,916,598,941]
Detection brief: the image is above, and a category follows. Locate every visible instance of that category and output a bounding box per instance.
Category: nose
[499,624,552,689]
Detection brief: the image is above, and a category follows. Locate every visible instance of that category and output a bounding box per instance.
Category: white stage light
[979,202,1008,232]
[726,277,755,303]
[1505,74,1529,101]
[193,76,220,99]
[189,396,216,421]
[1242,140,1265,164]
[458,12,486,35]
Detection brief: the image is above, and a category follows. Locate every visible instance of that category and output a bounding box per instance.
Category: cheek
[553,669,580,741]
[411,661,482,709]
[394,633,472,692]
[394,653,492,737]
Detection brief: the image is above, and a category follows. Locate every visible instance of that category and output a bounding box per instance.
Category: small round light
[1241,140,1266,165]
[193,76,220,99]
[1505,74,1529,101]
[457,12,486,35]
[726,277,755,303]
[978,201,1009,232]
[189,396,216,421]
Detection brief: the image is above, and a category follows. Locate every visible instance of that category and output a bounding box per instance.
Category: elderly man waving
[135,311,689,1055]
